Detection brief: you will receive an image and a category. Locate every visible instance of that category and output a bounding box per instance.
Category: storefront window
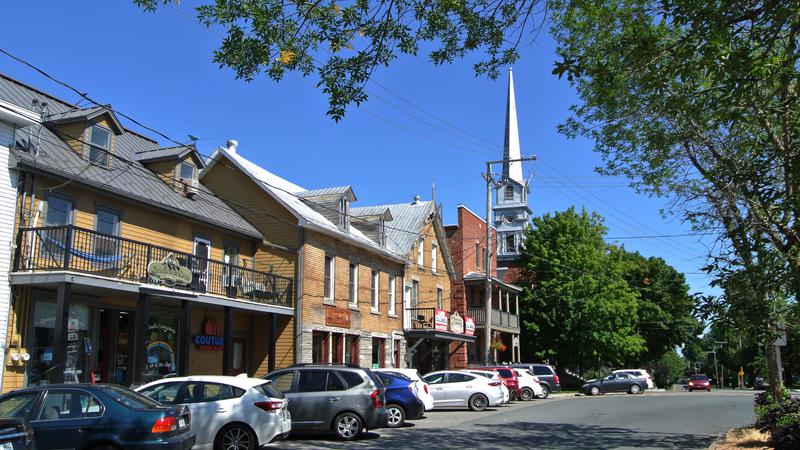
[371,337,385,368]
[312,331,327,363]
[30,301,91,385]
[144,315,179,383]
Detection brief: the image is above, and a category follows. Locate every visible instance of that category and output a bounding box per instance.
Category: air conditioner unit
[183,178,199,198]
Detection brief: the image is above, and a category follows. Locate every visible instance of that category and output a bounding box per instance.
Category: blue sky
[1,1,717,295]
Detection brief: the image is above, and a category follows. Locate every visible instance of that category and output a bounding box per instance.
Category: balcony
[467,307,520,332]
[14,226,293,308]
[404,307,476,340]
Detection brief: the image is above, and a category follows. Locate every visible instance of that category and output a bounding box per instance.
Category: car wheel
[521,387,534,401]
[333,412,363,440]
[629,384,642,395]
[468,393,489,411]
[536,385,550,399]
[688,388,693,392]
[509,390,518,401]
[386,404,406,428]
[215,424,257,450]
[589,386,600,396]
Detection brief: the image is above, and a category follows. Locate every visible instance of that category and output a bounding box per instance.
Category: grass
[712,428,770,450]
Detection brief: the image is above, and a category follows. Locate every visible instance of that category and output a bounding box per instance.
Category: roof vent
[412,195,421,205]
[226,139,238,153]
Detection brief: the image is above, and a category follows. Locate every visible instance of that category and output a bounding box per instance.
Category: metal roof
[296,186,355,200]
[134,144,202,166]
[0,74,262,240]
[350,205,393,221]
[463,272,523,292]
[44,105,124,134]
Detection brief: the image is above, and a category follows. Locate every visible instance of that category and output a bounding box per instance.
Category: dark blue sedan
[0,384,195,450]
[374,372,424,428]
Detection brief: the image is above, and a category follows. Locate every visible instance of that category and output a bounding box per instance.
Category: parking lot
[278,391,756,449]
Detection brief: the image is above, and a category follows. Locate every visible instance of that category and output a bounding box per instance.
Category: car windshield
[102,385,162,409]
[254,381,284,399]
[690,375,709,381]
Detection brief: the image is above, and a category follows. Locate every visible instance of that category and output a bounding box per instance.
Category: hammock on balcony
[39,231,131,265]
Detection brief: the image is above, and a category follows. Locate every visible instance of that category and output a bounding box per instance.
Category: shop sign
[449,311,464,334]
[148,253,193,286]
[326,306,351,328]
[434,308,449,331]
[193,319,223,350]
[464,316,475,336]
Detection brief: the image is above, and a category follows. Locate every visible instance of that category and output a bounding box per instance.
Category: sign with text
[148,253,193,286]
[464,316,476,336]
[434,308,449,331]
[326,306,351,328]
[449,311,464,334]
[194,319,223,351]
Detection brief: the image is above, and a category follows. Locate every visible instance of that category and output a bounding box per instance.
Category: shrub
[753,389,800,450]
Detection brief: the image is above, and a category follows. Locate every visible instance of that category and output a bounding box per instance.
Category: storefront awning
[404,329,476,343]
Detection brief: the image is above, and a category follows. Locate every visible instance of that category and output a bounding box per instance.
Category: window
[504,185,514,200]
[0,393,39,418]
[183,382,238,403]
[411,279,419,308]
[344,335,360,365]
[482,247,487,271]
[338,197,349,229]
[267,371,295,393]
[498,369,514,378]
[298,371,329,392]
[312,331,328,363]
[88,125,111,167]
[323,254,334,301]
[38,390,103,420]
[417,239,424,266]
[475,243,481,269]
[379,219,386,246]
[102,385,160,409]
[138,382,182,404]
[423,373,445,384]
[179,161,195,180]
[45,195,73,227]
[505,234,516,254]
[371,338,385,368]
[326,372,346,391]
[371,270,380,311]
[254,383,284,399]
[437,287,443,309]
[94,207,120,262]
[448,373,474,383]
[339,371,365,389]
[332,334,343,364]
[431,242,438,272]
[348,263,358,306]
[387,275,396,316]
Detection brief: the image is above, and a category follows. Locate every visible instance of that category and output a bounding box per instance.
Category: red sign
[434,308,449,331]
[326,306,351,328]
[464,316,476,336]
[194,319,223,350]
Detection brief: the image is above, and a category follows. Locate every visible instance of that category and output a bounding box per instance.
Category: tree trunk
[766,339,781,398]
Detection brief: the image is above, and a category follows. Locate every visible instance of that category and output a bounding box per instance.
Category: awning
[404,329,476,343]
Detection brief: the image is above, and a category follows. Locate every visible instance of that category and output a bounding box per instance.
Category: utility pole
[710,341,727,389]
[483,156,536,366]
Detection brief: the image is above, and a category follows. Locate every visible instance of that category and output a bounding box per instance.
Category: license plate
[0,443,13,450]
[178,418,186,428]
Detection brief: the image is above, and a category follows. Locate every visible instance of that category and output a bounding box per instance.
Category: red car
[687,374,712,392]
[477,367,523,401]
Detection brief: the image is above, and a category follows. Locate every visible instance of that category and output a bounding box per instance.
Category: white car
[374,368,434,411]
[513,368,544,400]
[421,370,505,411]
[613,369,655,389]
[460,369,510,403]
[136,375,291,450]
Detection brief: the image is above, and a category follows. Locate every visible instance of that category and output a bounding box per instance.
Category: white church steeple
[503,68,523,184]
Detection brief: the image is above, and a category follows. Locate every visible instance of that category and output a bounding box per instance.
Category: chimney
[226,139,238,153]
[412,195,421,205]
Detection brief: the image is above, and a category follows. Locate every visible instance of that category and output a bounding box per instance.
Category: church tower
[493,68,531,282]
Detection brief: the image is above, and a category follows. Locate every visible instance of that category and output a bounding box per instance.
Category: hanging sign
[148,253,193,286]
[449,311,464,334]
[464,316,476,336]
[434,308,449,331]
[193,319,223,350]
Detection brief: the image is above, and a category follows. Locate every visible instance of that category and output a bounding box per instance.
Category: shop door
[193,238,211,292]
[231,338,247,375]
[97,310,135,386]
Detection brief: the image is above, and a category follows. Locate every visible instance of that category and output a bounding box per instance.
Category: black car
[0,417,36,450]
[581,373,647,395]
[0,384,195,450]
[512,363,561,398]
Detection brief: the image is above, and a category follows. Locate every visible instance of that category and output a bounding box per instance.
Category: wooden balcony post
[12,228,23,272]
[178,300,192,376]
[134,294,150,385]
[63,225,73,270]
[222,306,232,375]
[51,282,71,383]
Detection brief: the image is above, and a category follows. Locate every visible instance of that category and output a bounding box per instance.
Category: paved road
[276,390,756,449]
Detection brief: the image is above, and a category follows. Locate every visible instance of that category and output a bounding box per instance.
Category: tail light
[370,390,383,408]
[254,401,283,413]
[151,416,178,433]
[423,384,429,394]
[554,375,560,384]
[488,381,502,387]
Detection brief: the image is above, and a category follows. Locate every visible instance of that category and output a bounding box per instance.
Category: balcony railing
[14,226,293,308]
[467,307,519,330]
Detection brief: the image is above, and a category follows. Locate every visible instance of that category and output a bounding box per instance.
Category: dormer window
[88,125,111,167]
[379,218,387,247]
[339,197,350,230]
[179,161,196,181]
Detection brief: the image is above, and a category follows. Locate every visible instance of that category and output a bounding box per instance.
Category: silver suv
[264,364,388,440]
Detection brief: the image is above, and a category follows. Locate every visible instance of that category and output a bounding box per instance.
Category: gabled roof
[350,205,393,221]
[201,147,406,264]
[0,73,262,240]
[44,105,124,134]
[297,186,356,201]
[134,144,204,167]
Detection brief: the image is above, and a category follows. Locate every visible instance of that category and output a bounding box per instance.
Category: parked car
[476,367,522,401]
[0,384,195,450]
[580,373,647,395]
[754,376,769,390]
[513,368,544,400]
[421,371,504,411]
[613,369,655,389]
[688,374,712,392]
[0,418,35,450]
[263,364,387,440]
[460,369,510,403]
[511,363,561,398]
[136,375,291,450]
[373,368,434,411]
[373,372,425,428]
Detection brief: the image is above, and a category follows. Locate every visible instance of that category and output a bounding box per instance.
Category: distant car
[512,363,561,398]
[613,369,655,389]
[754,377,769,390]
[136,375,291,450]
[460,369,510,403]
[476,367,522,401]
[421,371,504,411]
[513,368,544,400]
[373,372,425,428]
[263,364,387,440]
[0,418,35,450]
[373,368,434,411]
[0,384,195,450]
[581,373,647,396]
[688,374,712,392]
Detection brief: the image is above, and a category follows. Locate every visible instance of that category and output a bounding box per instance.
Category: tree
[134,0,545,120]
[519,207,644,371]
[550,0,800,396]
[651,350,686,388]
